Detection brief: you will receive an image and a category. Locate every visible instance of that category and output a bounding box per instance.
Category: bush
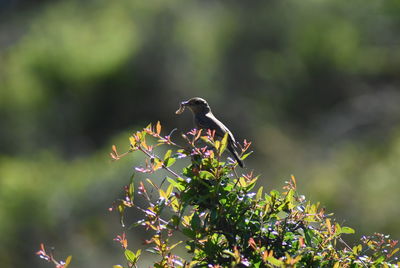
[37,122,399,267]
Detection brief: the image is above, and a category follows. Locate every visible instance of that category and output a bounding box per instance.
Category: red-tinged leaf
[112,145,118,154]
[110,152,119,160]
[40,243,46,252]
[153,159,163,171]
[326,219,332,234]
[299,237,305,248]
[139,181,147,194]
[156,121,161,135]
[141,139,149,150]
[249,238,257,250]
[195,129,202,141]
[291,175,297,188]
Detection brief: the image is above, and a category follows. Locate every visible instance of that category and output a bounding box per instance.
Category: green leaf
[241,151,253,160]
[256,186,263,200]
[169,215,180,227]
[163,149,172,160]
[219,132,229,155]
[163,150,176,167]
[164,157,176,168]
[304,228,313,246]
[191,212,201,230]
[353,244,362,255]
[124,249,138,263]
[146,178,159,189]
[340,226,355,234]
[169,241,183,250]
[285,189,295,209]
[182,227,196,239]
[270,190,280,198]
[389,248,399,258]
[135,249,141,259]
[165,184,174,198]
[64,256,72,268]
[199,170,215,180]
[166,177,185,191]
[128,174,135,201]
[373,255,385,265]
[265,256,283,266]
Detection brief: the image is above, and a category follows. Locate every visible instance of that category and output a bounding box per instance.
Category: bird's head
[176,97,211,115]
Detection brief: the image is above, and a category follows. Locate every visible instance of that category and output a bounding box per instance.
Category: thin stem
[138,147,181,179]
[338,238,368,268]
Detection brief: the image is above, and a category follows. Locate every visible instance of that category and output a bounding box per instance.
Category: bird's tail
[228,143,244,168]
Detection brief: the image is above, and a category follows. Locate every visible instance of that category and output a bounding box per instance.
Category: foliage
[106,123,398,267]
[36,243,72,268]
[36,122,399,267]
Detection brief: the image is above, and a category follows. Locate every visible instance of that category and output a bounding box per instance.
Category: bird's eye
[195,100,201,104]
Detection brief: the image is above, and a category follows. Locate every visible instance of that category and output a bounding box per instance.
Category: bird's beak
[175,100,189,114]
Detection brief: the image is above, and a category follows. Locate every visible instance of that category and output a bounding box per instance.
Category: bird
[176,97,244,168]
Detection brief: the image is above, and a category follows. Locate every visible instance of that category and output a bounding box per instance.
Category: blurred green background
[1,0,399,266]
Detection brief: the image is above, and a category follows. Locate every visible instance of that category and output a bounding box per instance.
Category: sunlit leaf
[169,241,182,250]
[290,175,297,188]
[265,255,283,266]
[129,136,136,147]
[159,189,168,200]
[166,177,184,191]
[124,249,138,263]
[353,244,362,255]
[156,121,161,135]
[165,184,173,198]
[238,177,247,187]
[341,226,355,234]
[164,150,172,160]
[199,170,215,180]
[64,256,72,268]
[389,248,399,258]
[146,178,159,190]
[129,174,135,201]
[214,140,220,150]
[256,186,263,200]
[164,157,176,168]
[219,132,229,155]
[326,219,332,234]
[152,158,163,171]
[241,151,253,160]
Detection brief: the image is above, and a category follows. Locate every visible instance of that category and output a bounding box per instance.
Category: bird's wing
[195,113,237,143]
